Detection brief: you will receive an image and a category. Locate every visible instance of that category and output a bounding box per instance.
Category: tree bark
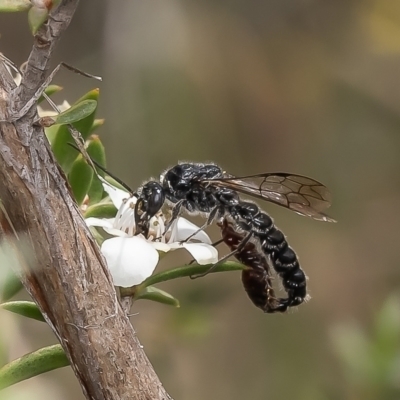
[0,2,172,399]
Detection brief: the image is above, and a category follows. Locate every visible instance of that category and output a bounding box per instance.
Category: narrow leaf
[0,345,69,389]
[50,124,77,173]
[0,268,23,302]
[55,99,97,125]
[44,123,60,145]
[47,90,99,173]
[86,135,106,168]
[90,118,105,133]
[135,286,180,307]
[139,262,245,289]
[0,240,24,301]
[73,89,100,139]
[0,0,31,12]
[86,136,106,204]
[68,155,94,205]
[84,202,117,219]
[0,301,45,322]
[28,6,48,35]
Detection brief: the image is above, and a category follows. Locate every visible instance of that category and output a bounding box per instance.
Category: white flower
[86,178,218,287]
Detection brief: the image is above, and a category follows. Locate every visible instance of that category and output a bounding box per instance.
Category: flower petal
[58,100,71,112]
[151,242,171,253]
[168,242,218,265]
[85,217,114,229]
[101,236,159,287]
[168,217,212,244]
[99,176,134,209]
[85,217,126,237]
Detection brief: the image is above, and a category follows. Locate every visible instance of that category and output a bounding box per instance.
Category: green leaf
[44,123,60,145]
[90,118,105,133]
[0,240,24,301]
[86,136,106,204]
[55,100,97,125]
[0,301,45,322]
[0,344,69,389]
[135,286,180,307]
[28,6,48,35]
[49,124,78,173]
[87,179,104,205]
[72,89,100,140]
[68,154,94,205]
[0,0,31,12]
[75,88,100,105]
[51,89,100,173]
[84,202,117,219]
[88,226,105,246]
[0,268,23,302]
[86,135,106,168]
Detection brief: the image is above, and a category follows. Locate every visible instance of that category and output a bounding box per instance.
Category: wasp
[134,163,334,307]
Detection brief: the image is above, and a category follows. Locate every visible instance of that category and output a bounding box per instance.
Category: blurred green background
[1,1,400,399]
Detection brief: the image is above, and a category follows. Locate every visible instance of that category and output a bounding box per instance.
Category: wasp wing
[206,172,336,222]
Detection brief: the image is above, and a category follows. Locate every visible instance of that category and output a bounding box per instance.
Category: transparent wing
[206,172,336,222]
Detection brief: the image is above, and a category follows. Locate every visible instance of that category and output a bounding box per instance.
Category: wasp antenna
[67,143,134,194]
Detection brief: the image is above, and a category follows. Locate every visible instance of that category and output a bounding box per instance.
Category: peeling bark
[0,2,172,399]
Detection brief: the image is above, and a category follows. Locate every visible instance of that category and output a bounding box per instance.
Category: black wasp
[134,162,334,311]
[135,163,334,226]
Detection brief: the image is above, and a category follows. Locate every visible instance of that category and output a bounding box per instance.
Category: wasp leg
[190,230,253,279]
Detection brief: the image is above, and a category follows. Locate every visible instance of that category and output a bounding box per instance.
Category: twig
[0,2,173,399]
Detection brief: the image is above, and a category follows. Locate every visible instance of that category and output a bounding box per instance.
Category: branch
[0,2,173,399]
